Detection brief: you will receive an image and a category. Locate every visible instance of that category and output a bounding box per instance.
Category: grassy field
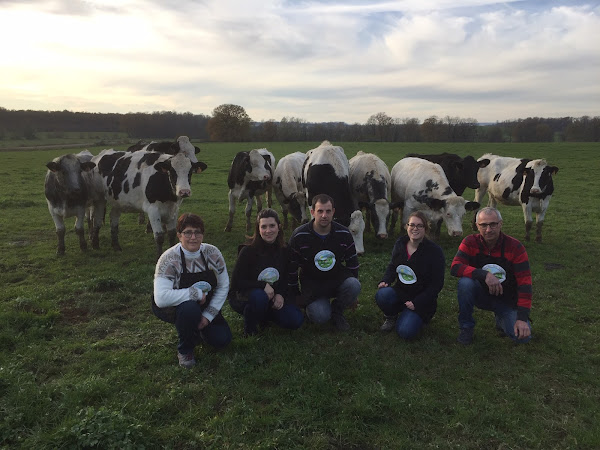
[1,141,599,449]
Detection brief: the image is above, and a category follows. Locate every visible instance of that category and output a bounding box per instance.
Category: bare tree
[367,112,394,141]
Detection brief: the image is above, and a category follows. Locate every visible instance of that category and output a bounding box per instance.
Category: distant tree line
[1,105,598,143]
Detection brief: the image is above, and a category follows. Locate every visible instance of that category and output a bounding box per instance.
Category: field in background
[1,141,599,448]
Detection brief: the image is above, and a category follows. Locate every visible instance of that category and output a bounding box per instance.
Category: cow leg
[472,187,487,230]
[109,207,123,251]
[365,209,372,233]
[56,228,66,255]
[224,190,235,232]
[256,194,264,213]
[266,186,273,208]
[522,203,533,242]
[389,209,398,235]
[282,206,289,230]
[524,221,533,241]
[138,212,146,225]
[154,232,165,259]
[145,219,152,234]
[90,201,105,250]
[245,197,255,233]
[75,208,87,251]
[536,221,544,243]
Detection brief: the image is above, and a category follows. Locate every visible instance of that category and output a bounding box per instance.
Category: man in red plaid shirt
[451,207,532,345]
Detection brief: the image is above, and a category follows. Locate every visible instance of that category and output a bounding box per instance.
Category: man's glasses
[477,222,499,229]
[407,223,425,229]
[181,230,203,238]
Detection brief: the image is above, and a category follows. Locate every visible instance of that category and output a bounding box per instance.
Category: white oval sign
[482,263,507,283]
[258,267,280,284]
[193,281,212,293]
[396,265,417,284]
[314,250,336,272]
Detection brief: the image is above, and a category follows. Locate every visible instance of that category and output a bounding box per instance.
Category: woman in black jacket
[229,209,304,336]
[376,211,445,339]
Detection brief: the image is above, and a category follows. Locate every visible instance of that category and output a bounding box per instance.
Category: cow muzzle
[179,189,191,198]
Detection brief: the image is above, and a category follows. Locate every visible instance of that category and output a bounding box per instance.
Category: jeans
[175,301,232,354]
[305,277,361,324]
[457,277,532,343]
[375,286,424,340]
[242,288,304,334]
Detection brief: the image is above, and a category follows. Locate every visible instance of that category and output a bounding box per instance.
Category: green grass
[1,142,599,449]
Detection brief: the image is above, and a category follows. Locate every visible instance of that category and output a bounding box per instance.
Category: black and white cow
[302,141,355,227]
[224,148,275,232]
[474,153,559,242]
[405,152,489,196]
[349,151,393,239]
[44,151,104,255]
[91,149,207,258]
[390,157,480,237]
[273,151,308,229]
[126,136,200,163]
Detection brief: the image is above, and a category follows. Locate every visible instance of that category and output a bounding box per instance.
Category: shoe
[380,315,397,332]
[457,328,474,345]
[177,351,196,369]
[331,313,350,331]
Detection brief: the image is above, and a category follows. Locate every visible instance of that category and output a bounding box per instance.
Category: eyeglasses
[407,223,425,229]
[477,222,499,229]
[181,230,203,238]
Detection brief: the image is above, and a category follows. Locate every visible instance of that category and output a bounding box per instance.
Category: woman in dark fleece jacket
[229,208,304,336]
[376,210,445,339]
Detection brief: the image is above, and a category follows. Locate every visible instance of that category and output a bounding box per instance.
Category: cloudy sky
[1,0,599,123]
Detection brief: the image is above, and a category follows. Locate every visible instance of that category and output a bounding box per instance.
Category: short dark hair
[311,194,334,209]
[176,213,205,234]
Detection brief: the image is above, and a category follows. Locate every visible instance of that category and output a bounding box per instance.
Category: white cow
[225,148,275,232]
[390,157,479,237]
[349,151,392,239]
[475,153,559,242]
[273,151,308,229]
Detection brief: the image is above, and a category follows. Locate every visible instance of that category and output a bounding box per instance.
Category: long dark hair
[248,208,285,249]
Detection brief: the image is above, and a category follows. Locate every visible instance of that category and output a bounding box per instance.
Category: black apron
[474,238,518,307]
[152,248,224,324]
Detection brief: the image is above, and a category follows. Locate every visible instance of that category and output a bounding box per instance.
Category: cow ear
[194,146,201,154]
[549,166,559,175]
[46,161,61,172]
[154,161,171,173]
[465,201,480,211]
[478,158,490,168]
[425,198,446,211]
[81,162,96,172]
[194,161,208,173]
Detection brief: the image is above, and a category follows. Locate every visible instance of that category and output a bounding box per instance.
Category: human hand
[485,272,503,296]
[264,283,275,300]
[404,301,415,311]
[514,320,531,339]
[198,316,210,330]
[198,292,207,306]
[377,282,388,289]
[272,294,284,310]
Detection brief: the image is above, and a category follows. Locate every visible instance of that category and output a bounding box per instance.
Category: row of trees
[2,105,598,142]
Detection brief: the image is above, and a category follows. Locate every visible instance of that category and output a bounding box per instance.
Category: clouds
[1,0,598,123]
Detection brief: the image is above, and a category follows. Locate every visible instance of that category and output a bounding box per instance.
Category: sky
[1,0,599,124]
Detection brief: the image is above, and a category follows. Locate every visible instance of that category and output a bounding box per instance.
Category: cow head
[359,199,390,239]
[246,149,272,182]
[522,160,558,201]
[153,153,203,199]
[176,135,199,164]
[285,192,309,223]
[46,154,95,201]
[348,210,365,255]
[425,197,480,237]
[449,155,488,190]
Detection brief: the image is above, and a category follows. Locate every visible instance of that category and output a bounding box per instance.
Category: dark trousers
[175,301,232,354]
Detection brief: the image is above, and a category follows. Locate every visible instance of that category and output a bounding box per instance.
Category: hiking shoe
[332,313,350,331]
[177,351,196,369]
[380,315,397,332]
[457,328,474,345]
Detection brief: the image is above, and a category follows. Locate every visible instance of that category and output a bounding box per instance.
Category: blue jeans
[175,301,232,354]
[243,289,304,334]
[457,277,532,343]
[375,287,424,340]
[305,277,361,324]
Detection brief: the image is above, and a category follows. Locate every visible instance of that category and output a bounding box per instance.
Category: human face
[311,201,334,233]
[259,217,279,244]
[406,216,426,243]
[178,226,203,252]
[476,211,502,247]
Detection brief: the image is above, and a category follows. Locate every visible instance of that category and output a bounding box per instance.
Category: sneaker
[380,315,397,332]
[331,313,350,331]
[177,351,196,369]
[457,327,474,345]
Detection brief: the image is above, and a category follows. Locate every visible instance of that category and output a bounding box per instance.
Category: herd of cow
[44,137,559,258]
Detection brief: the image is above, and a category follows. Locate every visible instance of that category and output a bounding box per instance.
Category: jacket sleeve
[274,247,290,299]
[411,244,445,313]
[450,235,488,281]
[287,233,301,296]
[230,246,266,294]
[202,246,229,322]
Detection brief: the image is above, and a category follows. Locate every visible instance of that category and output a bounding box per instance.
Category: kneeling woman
[230,208,304,336]
[153,213,232,368]
[376,211,445,339]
